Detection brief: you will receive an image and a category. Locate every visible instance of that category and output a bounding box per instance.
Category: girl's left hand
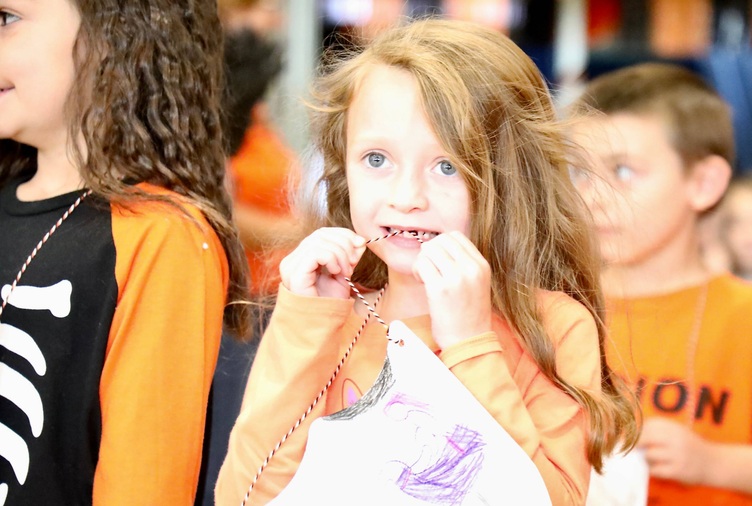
[412,231,493,349]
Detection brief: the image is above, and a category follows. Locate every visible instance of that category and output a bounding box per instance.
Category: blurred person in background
[219,0,300,300]
[195,2,299,503]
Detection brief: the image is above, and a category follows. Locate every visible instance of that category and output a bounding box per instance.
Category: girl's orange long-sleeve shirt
[216,286,601,505]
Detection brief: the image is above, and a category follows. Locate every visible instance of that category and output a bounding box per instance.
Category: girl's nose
[388,169,428,212]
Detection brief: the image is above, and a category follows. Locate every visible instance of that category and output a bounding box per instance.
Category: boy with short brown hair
[572,63,752,504]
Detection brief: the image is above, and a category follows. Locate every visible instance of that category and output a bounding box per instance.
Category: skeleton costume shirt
[0,172,227,505]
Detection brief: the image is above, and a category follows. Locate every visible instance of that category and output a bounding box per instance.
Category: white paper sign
[269,321,551,505]
[586,449,649,506]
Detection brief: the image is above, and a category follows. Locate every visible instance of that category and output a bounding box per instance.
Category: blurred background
[257,0,752,175]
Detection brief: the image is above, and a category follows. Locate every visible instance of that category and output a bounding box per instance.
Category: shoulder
[707,273,752,324]
[111,183,219,245]
[709,272,752,301]
[536,289,598,347]
[113,183,211,225]
[494,290,597,351]
[109,183,227,277]
[537,290,601,389]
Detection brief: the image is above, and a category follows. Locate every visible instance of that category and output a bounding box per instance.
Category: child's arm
[640,417,752,493]
[278,227,366,298]
[440,293,599,505]
[216,227,367,504]
[93,202,227,505]
[215,286,356,504]
[414,232,598,504]
[702,444,752,493]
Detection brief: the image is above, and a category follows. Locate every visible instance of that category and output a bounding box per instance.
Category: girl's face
[345,64,472,276]
[0,0,80,150]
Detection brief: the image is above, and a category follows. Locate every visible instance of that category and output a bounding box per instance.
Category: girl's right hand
[279,227,367,299]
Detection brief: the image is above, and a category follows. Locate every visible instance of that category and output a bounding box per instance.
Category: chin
[379,254,417,279]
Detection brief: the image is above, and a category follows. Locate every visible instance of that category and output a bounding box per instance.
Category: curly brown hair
[302,18,638,471]
[0,0,251,338]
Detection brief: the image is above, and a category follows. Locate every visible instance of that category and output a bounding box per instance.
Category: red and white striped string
[0,190,93,322]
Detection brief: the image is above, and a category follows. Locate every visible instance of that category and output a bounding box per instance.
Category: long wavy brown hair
[0,0,251,338]
[301,18,638,470]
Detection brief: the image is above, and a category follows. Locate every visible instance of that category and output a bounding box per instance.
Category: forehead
[346,64,431,140]
[9,0,81,22]
[575,113,675,159]
[349,65,418,110]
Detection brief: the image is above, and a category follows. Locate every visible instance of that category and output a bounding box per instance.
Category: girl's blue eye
[366,152,386,168]
[0,11,20,26]
[438,160,456,176]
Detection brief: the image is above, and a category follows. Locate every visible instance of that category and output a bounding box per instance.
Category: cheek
[346,182,376,236]
[345,162,370,202]
[459,204,473,236]
[448,183,472,234]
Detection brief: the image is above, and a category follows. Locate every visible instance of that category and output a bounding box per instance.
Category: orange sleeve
[217,288,599,506]
[215,286,355,505]
[93,194,227,505]
[439,292,600,505]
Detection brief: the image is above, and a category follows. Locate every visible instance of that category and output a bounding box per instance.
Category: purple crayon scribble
[384,392,431,421]
[393,425,486,505]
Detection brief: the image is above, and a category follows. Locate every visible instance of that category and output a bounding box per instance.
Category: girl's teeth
[388,228,437,240]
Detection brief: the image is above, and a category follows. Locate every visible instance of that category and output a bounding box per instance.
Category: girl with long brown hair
[217,18,637,505]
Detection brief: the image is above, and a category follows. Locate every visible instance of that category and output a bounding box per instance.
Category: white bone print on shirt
[0,280,71,505]
[1,280,72,318]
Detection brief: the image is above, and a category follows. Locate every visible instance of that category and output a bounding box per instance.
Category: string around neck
[0,189,93,322]
[344,229,423,345]
[239,228,423,505]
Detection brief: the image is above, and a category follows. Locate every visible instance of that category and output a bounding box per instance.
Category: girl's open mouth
[386,227,438,241]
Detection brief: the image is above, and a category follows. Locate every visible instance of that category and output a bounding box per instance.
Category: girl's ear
[687,154,732,212]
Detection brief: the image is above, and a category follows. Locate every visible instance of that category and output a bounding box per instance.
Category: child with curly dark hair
[0,0,250,503]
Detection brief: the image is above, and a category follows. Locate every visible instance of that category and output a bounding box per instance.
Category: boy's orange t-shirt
[606,273,752,505]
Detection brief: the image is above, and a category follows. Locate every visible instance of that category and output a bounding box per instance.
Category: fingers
[638,423,672,476]
[647,462,674,480]
[280,228,366,297]
[638,417,679,448]
[411,231,493,347]
[637,417,699,483]
[413,231,490,289]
